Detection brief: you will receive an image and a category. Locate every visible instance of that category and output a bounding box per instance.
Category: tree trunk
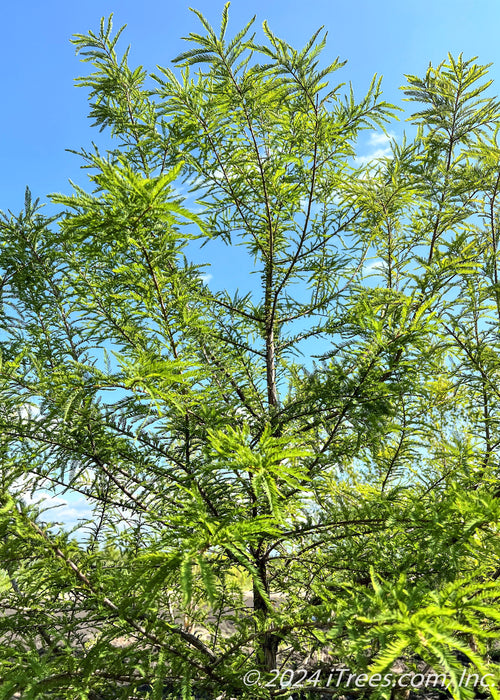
[253,571,280,671]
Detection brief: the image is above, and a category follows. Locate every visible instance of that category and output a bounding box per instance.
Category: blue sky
[2,0,500,215]
[2,0,500,530]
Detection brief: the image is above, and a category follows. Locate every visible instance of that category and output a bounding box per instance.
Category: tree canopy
[0,6,500,699]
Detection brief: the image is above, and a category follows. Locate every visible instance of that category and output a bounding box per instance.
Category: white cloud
[362,259,387,275]
[23,491,94,528]
[11,474,94,531]
[354,132,395,168]
[368,132,394,148]
[10,474,143,542]
[355,148,391,167]
[17,403,41,422]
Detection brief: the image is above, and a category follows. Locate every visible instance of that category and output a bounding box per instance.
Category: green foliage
[0,7,500,699]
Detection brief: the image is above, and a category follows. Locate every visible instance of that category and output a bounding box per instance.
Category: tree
[0,6,500,699]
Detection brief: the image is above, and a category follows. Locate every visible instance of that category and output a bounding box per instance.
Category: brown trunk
[255,235,280,670]
[253,568,280,671]
[265,323,279,408]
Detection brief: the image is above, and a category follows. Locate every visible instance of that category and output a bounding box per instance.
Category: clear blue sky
[2,0,500,214]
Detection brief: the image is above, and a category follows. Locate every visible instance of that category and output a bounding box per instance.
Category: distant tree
[0,6,499,699]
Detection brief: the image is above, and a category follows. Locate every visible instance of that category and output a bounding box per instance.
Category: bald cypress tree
[0,8,499,699]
